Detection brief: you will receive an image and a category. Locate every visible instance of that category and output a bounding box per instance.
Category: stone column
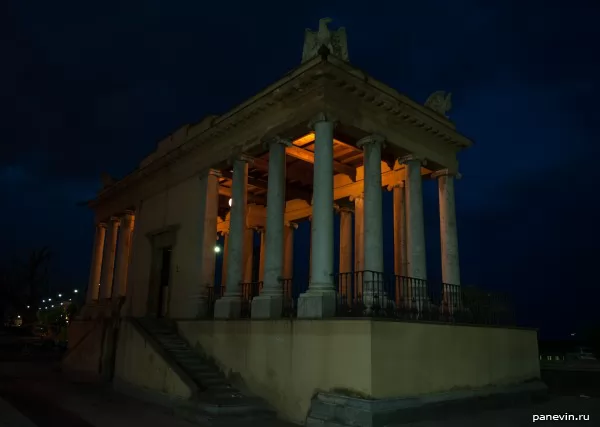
[338,207,353,305]
[392,183,408,277]
[432,169,461,313]
[308,216,312,279]
[99,217,120,300]
[252,137,290,318]
[432,169,460,285]
[353,194,365,300]
[338,208,353,273]
[86,222,107,304]
[391,182,408,306]
[282,222,296,301]
[283,222,296,279]
[214,156,249,319]
[401,155,427,312]
[401,155,427,280]
[358,135,386,311]
[195,169,220,317]
[257,228,266,283]
[112,211,135,300]
[243,228,254,283]
[221,231,229,290]
[298,113,336,318]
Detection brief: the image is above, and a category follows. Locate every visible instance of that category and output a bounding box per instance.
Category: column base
[251,295,284,319]
[297,288,336,319]
[362,292,395,315]
[213,297,242,319]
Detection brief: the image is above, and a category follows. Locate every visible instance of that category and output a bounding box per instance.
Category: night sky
[2,1,599,338]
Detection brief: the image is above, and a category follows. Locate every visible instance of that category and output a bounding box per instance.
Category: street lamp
[58,293,62,298]
[228,198,232,207]
[214,245,221,253]
[74,289,78,293]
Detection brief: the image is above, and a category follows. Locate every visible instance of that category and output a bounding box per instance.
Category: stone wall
[176,319,539,424]
[126,174,206,319]
[62,320,104,379]
[113,320,192,399]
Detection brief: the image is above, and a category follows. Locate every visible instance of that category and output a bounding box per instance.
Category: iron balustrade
[333,271,515,326]
[206,272,514,326]
[239,281,262,318]
[281,277,309,317]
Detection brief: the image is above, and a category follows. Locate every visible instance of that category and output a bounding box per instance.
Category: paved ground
[0,335,599,426]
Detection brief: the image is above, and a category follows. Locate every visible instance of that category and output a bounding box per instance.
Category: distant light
[214,245,221,253]
[69,298,72,301]
[48,298,52,301]
[228,198,232,207]
[45,307,48,310]
[26,305,30,309]
[51,304,54,308]
[571,333,576,336]
[58,293,62,297]
[17,315,20,319]
[74,289,78,293]
[42,300,46,303]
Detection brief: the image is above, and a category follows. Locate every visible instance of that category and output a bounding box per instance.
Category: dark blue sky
[2,0,599,338]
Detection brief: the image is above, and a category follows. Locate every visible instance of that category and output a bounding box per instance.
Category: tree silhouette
[0,247,52,322]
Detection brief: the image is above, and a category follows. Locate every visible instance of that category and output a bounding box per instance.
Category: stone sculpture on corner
[302,18,349,63]
[425,91,452,118]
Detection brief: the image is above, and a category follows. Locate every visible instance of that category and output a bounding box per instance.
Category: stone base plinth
[251,295,284,319]
[306,382,548,427]
[213,297,242,319]
[297,289,336,318]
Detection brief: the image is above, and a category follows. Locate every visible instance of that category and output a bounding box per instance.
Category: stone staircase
[134,318,286,426]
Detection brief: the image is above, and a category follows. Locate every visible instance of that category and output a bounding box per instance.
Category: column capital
[386,182,405,191]
[96,222,108,229]
[284,221,298,230]
[338,206,354,214]
[227,153,254,166]
[357,134,386,149]
[207,168,222,178]
[218,230,229,236]
[120,210,135,227]
[431,169,462,180]
[308,112,338,130]
[398,154,427,166]
[349,193,364,202]
[262,135,292,149]
[109,216,121,226]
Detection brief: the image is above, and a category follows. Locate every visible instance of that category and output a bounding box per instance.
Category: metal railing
[240,282,262,318]
[206,282,262,318]
[334,271,515,326]
[281,277,309,317]
[206,272,515,326]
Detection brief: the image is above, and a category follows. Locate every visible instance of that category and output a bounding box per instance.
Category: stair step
[188,371,221,379]
[198,378,228,386]
[179,362,213,371]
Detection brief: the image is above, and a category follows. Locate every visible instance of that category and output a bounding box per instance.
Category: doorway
[157,247,172,318]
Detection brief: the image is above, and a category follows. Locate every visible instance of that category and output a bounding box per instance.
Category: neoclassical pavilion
[68,19,539,426]
[82,26,468,321]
